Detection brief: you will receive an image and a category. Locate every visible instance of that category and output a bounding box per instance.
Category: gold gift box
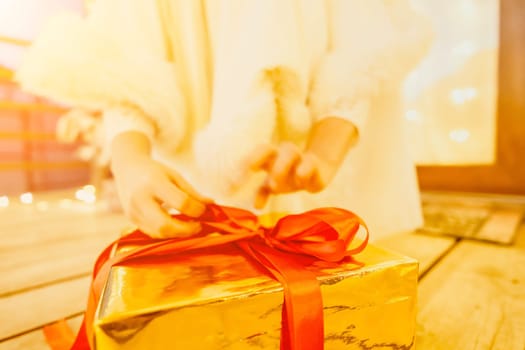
[93,240,418,349]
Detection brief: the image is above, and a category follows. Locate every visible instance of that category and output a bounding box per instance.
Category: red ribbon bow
[55,204,368,350]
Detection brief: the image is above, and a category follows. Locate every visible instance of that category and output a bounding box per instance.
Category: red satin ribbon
[63,204,368,350]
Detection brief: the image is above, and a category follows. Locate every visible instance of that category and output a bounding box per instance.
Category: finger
[230,144,276,191]
[152,179,207,218]
[157,216,202,238]
[304,166,325,193]
[295,155,317,189]
[268,143,301,191]
[130,197,201,238]
[128,196,169,235]
[165,168,213,204]
[246,144,277,171]
[254,182,271,209]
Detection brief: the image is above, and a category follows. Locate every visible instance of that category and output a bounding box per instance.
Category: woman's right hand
[110,131,209,238]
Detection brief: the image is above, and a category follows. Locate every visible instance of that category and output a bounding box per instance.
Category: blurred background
[405,0,498,166]
[0,0,515,201]
[0,0,89,197]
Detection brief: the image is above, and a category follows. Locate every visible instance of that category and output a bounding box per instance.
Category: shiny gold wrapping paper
[93,241,417,349]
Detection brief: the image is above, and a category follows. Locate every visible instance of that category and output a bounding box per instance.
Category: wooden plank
[419,192,525,243]
[514,223,525,249]
[0,316,82,350]
[475,208,524,244]
[376,232,456,275]
[0,205,129,247]
[0,205,129,295]
[0,277,90,340]
[417,241,525,349]
[421,191,525,207]
[1,235,115,296]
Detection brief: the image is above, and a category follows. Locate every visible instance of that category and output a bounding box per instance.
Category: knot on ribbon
[261,208,367,262]
[199,205,368,263]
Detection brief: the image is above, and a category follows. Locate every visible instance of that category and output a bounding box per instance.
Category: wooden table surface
[1,190,524,350]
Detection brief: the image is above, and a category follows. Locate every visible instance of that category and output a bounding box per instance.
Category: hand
[112,155,210,238]
[248,142,338,209]
[248,117,359,209]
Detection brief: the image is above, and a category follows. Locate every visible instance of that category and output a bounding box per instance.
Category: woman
[17,0,432,239]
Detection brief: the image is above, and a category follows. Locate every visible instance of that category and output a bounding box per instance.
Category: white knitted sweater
[17,0,432,239]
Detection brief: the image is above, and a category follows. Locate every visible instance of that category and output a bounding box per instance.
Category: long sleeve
[15,0,187,152]
[308,0,433,132]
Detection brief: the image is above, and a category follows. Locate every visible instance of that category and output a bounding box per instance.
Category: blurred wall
[0,74,89,194]
[0,0,88,195]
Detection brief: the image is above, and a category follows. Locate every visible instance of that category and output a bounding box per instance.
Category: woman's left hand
[247,117,359,209]
[247,142,338,209]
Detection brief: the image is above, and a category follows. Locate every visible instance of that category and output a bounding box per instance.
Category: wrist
[306,116,358,167]
[110,131,152,173]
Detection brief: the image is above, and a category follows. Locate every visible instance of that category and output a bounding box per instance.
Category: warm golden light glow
[83,184,96,193]
[449,128,471,143]
[75,185,97,204]
[20,192,33,204]
[0,195,9,207]
[450,87,478,105]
